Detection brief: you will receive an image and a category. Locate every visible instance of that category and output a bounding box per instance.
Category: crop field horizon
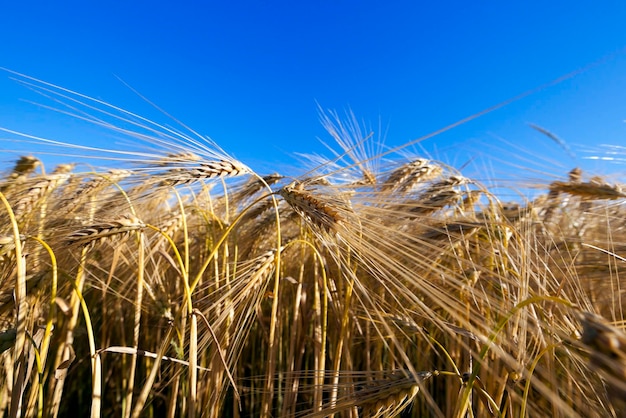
[0,71,625,418]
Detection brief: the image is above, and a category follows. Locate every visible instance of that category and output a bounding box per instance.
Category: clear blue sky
[1,1,626,192]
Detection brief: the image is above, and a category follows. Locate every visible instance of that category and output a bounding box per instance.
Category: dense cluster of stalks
[1,75,626,417]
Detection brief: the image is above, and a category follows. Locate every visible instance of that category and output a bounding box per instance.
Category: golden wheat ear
[279,182,349,232]
[0,156,42,193]
[579,312,626,404]
[382,159,442,193]
[155,159,250,187]
[549,178,626,200]
[1,70,255,184]
[65,214,146,248]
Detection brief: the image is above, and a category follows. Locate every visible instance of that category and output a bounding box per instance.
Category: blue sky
[1,1,626,194]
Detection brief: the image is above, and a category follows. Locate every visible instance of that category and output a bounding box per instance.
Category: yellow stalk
[0,191,27,418]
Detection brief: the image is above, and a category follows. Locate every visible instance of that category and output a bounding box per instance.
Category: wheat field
[0,74,625,418]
